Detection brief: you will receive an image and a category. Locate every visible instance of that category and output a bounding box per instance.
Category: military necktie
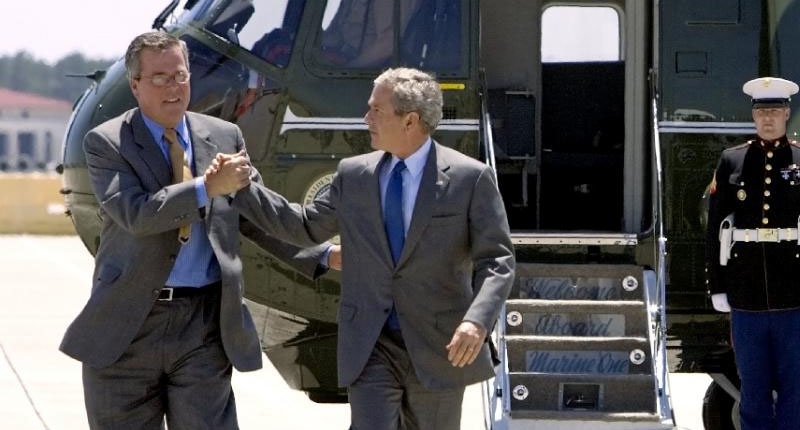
[164,128,192,243]
[383,160,406,331]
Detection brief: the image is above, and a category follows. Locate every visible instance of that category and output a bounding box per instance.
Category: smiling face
[129,45,190,128]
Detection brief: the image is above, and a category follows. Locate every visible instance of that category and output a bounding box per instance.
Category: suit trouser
[348,329,465,430]
[82,284,238,430]
[731,308,800,430]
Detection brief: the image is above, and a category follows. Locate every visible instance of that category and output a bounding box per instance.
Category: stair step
[506,373,657,414]
[512,263,645,302]
[505,336,652,375]
[508,411,663,423]
[505,300,648,337]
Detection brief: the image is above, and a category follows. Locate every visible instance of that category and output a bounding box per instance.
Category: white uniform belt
[731,228,799,243]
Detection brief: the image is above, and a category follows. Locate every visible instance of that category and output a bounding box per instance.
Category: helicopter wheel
[702,381,740,430]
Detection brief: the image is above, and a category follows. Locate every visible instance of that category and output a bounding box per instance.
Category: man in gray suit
[59,31,333,429]
[213,67,515,430]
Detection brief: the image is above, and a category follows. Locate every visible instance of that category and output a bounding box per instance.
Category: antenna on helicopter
[65,70,107,83]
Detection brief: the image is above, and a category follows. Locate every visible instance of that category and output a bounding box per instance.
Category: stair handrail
[650,71,670,405]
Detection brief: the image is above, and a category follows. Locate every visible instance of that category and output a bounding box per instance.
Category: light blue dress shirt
[380,139,432,234]
[141,114,221,287]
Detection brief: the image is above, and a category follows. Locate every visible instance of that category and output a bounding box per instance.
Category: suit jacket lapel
[401,142,449,266]
[128,109,172,189]
[186,113,219,216]
[367,152,395,266]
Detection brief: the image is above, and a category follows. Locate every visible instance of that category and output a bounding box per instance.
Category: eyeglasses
[136,71,191,87]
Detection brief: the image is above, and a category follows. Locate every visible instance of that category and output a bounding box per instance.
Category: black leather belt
[157,281,220,301]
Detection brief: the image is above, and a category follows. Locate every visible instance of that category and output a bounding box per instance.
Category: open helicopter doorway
[483,2,627,231]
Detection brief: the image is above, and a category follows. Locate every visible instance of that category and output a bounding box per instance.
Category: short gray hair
[125,31,189,79]
[374,68,443,134]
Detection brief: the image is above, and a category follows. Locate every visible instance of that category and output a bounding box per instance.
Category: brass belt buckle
[758,228,778,242]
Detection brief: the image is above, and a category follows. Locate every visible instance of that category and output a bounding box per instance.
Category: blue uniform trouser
[731,308,800,430]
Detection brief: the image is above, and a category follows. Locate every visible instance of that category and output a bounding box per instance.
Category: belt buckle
[158,287,174,301]
[758,228,778,242]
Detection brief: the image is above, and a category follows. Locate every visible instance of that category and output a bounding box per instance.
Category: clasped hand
[204,150,251,197]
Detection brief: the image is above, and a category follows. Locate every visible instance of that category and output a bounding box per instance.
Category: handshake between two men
[203,149,344,272]
[204,150,252,198]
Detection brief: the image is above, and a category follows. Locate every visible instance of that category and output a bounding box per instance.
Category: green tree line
[0,51,115,103]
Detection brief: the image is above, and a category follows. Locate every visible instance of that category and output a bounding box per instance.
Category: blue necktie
[385,161,406,264]
[384,160,406,331]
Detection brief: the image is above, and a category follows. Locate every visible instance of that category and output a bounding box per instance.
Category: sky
[0,0,181,64]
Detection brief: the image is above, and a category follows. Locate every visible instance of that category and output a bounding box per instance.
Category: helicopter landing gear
[702,380,740,430]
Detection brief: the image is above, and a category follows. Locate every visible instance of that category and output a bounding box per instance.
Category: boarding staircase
[483,251,674,429]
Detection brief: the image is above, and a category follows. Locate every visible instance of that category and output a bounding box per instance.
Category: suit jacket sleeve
[463,167,516,331]
[232,175,339,248]
[239,218,332,280]
[83,125,201,237]
[230,127,331,280]
[705,155,732,296]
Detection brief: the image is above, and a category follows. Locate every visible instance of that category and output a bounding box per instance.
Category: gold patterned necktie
[164,128,192,243]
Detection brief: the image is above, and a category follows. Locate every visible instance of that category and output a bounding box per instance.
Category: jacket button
[384,308,390,314]
[169,254,177,262]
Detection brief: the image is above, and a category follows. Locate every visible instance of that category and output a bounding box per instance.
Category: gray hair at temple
[124,31,190,80]
[374,68,443,134]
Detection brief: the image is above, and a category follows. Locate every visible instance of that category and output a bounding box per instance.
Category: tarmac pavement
[0,235,711,429]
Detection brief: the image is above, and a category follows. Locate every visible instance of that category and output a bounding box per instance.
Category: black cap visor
[752,98,790,108]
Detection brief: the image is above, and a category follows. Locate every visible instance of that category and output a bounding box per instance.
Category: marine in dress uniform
[706,77,800,430]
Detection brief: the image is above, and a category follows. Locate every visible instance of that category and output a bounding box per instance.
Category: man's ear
[406,112,419,129]
[130,78,140,98]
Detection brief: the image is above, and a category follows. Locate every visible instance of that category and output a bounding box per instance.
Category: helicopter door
[539,4,625,231]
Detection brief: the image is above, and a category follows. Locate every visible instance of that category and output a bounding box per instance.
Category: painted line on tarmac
[0,343,51,430]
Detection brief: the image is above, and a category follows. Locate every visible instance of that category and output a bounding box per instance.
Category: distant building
[0,88,72,172]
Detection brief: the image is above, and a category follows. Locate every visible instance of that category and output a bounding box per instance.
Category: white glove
[711,293,731,313]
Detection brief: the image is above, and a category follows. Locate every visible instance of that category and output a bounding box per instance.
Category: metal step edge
[506,299,647,308]
[506,335,649,344]
[507,410,662,422]
[507,372,656,382]
[509,233,638,246]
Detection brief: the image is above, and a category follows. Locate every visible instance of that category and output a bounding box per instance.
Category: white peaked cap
[743,77,799,107]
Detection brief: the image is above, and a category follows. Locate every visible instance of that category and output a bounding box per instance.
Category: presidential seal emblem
[303,173,339,244]
[303,173,335,205]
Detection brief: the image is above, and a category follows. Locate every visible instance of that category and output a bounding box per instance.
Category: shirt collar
[389,138,432,179]
[141,112,189,146]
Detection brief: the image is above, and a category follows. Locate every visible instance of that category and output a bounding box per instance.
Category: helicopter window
[315,0,462,71]
[181,34,250,121]
[205,0,306,68]
[541,6,620,63]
